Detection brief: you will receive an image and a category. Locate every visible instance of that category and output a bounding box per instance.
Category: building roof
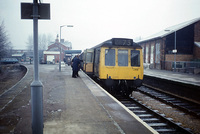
[137,17,200,43]
[12,53,24,57]
[65,50,82,54]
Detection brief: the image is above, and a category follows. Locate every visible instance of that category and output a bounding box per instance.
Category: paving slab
[44,65,157,134]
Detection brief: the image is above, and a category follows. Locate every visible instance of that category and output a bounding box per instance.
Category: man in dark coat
[71,55,80,78]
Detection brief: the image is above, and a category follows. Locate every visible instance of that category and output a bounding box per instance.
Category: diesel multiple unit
[80,38,143,96]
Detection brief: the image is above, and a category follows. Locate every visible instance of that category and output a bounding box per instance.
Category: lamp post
[59,25,73,72]
[165,29,177,72]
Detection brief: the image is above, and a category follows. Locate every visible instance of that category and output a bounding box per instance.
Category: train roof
[91,38,142,49]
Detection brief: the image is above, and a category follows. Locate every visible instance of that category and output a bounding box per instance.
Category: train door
[84,49,94,74]
[94,48,100,77]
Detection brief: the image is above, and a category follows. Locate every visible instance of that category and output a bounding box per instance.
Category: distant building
[11,49,34,62]
[12,53,26,62]
[137,17,200,73]
[43,36,71,64]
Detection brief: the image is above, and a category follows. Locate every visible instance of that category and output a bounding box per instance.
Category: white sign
[172,49,177,53]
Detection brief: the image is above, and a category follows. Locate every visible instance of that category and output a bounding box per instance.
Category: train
[0,58,19,64]
[80,38,144,96]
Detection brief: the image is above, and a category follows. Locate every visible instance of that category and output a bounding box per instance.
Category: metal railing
[144,61,200,74]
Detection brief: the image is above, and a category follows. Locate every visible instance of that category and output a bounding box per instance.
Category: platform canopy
[65,50,82,54]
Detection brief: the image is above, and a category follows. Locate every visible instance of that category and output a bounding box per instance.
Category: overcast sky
[0,0,200,51]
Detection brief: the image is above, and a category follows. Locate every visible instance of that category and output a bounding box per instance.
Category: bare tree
[27,33,53,51]
[38,34,47,51]
[47,34,54,47]
[0,20,12,59]
[26,35,33,51]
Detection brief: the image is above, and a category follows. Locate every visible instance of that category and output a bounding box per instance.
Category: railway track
[138,85,200,118]
[90,75,197,133]
[115,95,192,134]
[0,65,30,113]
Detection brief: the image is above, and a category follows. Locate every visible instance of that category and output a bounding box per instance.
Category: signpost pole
[21,1,50,133]
[31,0,43,133]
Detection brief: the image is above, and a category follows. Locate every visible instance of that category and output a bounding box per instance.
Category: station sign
[21,3,50,19]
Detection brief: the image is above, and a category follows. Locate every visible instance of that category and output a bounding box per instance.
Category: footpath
[144,69,200,86]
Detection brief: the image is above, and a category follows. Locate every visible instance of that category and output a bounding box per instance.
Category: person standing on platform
[71,55,80,78]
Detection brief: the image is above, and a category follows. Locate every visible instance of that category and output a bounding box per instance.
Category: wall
[193,44,200,59]
[194,21,200,59]
[194,21,200,42]
[165,54,193,61]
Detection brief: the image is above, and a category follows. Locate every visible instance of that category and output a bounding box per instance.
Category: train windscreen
[131,50,140,67]
[118,50,128,66]
[105,49,115,66]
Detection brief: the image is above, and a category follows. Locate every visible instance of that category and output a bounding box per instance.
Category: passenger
[77,55,83,77]
[71,55,80,78]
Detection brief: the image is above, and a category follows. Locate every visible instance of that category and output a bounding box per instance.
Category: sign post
[21,1,50,134]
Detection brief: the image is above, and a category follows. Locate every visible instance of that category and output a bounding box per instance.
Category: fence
[144,61,200,74]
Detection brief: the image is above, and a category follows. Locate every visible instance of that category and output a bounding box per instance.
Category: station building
[43,36,71,64]
[137,17,200,74]
[11,53,26,62]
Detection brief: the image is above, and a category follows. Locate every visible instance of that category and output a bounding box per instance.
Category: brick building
[43,36,71,64]
[137,17,200,72]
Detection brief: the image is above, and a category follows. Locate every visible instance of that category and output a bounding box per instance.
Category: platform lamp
[59,25,73,72]
[165,29,177,72]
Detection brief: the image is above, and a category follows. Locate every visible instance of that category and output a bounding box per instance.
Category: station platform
[144,69,200,87]
[43,65,157,134]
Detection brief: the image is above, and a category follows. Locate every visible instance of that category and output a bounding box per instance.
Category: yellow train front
[81,38,143,96]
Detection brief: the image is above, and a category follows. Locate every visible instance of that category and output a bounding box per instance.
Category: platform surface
[144,69,200,86]
[43,65,157,134]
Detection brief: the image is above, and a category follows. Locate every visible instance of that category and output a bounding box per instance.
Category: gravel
[132,91,200,134]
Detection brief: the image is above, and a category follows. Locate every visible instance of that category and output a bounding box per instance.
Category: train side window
[86,53,92,63]
[105,49,115,66]
[118,50,128,66]
[131,50,140,67]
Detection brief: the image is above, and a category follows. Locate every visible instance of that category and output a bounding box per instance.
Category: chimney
[55,34,59,43]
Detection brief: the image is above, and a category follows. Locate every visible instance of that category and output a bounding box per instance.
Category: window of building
[105,49,115,66]
[146,46,149,63]
[155,43,160,63]
[150,45,154,63]
[131,50,140,67]
[118,50,128,66]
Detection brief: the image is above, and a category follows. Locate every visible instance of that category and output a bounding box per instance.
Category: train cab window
[86,53,93,63]
[105,49,115,66]
[131,50,140,67]
[118,50,128,66]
